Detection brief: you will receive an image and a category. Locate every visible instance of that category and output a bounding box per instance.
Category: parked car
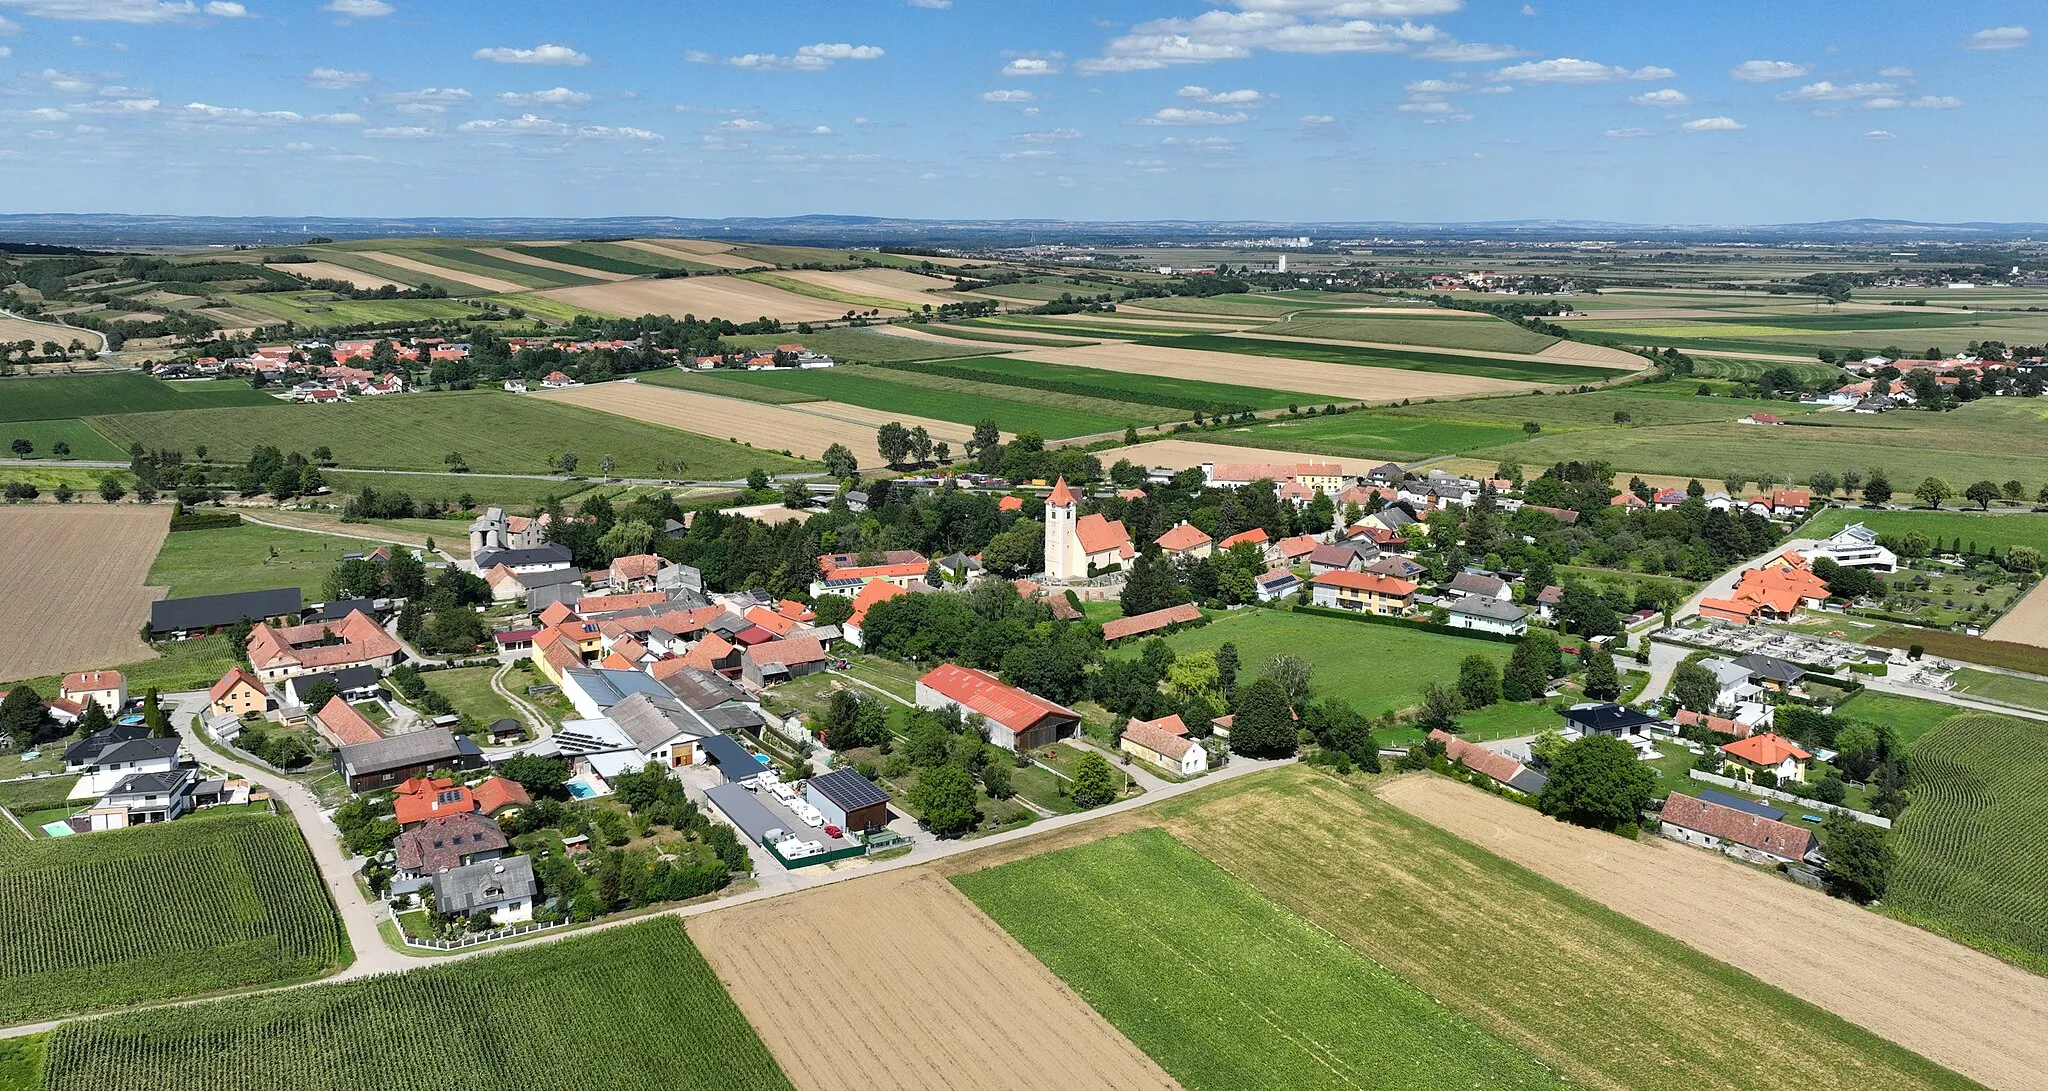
[824,824,842,839]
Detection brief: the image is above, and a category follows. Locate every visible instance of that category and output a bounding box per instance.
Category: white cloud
[1962,25,2028,51]
[908,0,949,7]
[1776,80,1896,101]
[1140,106,1250,124]
[1729,59,1808,82]
[312,111,359,124]
[1397,99,1468,120]
[981,89,1035,102]
[1079,7,1450,73]
[0,15,17,29]
[1159,134,1235,148]
[1416,41,1524,62]
[1489,57,1669,83]
[473,43,589,66]
[1299,112,1335,124]
[807,124,832,134]
[714,42,885,70]
[1404,78,1467,93]
[1681,115,1744,131]
[1014,126,1081,142]
[0,0,199,23]
[1604,126,1654,138]
[321,0,390,16]
[1863,96,1902,110]
[1629,87,1689,106]
[66,95,156,112]
[0,106,69,120]
[577,124,660,141]
[1000,148,1057,159]
[1878,66,1914,78]
[0,44,9,56]
[1908,94,1961,109]
[1177,84,1271,104]
[458,113,570,135]
[1003,57,1059,76]
[202,1,250,15]
[494,86,592,107]
[376,86,470,106]
[362,124,434,139]
[1863,129,1895,140]
[799,42,883,61]
[305,67,370,90]
[715,117,771,132]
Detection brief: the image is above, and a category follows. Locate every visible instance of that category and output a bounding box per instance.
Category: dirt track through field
[539,276,885,324]
[1011,342,1534,402]
[1985,580,2048,649]
[473,246,631,282]
[275,260,411,291]
[535,381,982,461]
[353,251,525,294]
[0,506,169,680]
[620,238,770,269]
[1379,775,2048,1091]
[780,268,958,306]
[688,869,1181,1091]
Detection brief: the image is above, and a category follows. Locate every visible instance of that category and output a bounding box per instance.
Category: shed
[804,768,890,834]
[698,733,765,781]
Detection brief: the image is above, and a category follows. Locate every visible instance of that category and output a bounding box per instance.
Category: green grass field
[0,813,348,1024]
[726,242,862,266]
[0,373,273,422]
[1148,333,1623,385]
[1257,313,1562,354]
[1,634,242,696]
[1836,690,1967,746]
[1887,713,2048,973]
[304,251,476,294]
[879,354,1317,412]
[956,828,1574,1091]
[1155,767,1986,1091]
[1122,610,1511,733]
[724,327,1008,363]
[1798,509,2048,552]
[89,390,813,477]
[1135,294,1319,317]
[1949,669,2048,713]
[230,292,485,329]
[38,919,791,1091]
[705,365,1160,438]
[638,370,826,403]
[484,291,616,323]
[1394,387,1809,429]
[1866,627,2048,676]
[1206,411,1533,460]
[147,522,384,599]
[0,418,125,461]
[911,323,1098,348]
[1691,357,1847,385]
[422,666,524,729]
[505,243,668,276]
[321,469,593,509]
[1449,699,1566,741]
[419,247,600,288]
[738,272,904,312]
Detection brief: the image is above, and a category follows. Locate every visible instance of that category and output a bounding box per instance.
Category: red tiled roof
[918,663,1077,735]
[1218,528,1269,549]
[998,495,1024,512]
[537,601,580,627]
[1101,602,1203,642]
[209,667,263,703]
[745,635,828,668]
[62,670,124,693]
[1047,477,1077,506]
[1130,713,1188,737]
[578,591,668,616]
[679,631,736,670]
[313,696,381,747]
[609,553,663,580]
[1123,720,1197,761]
[1720,732,1811,766]
[1275,534,1319,559]
[473,775,531,815]
[1429,729,1533,789]
[744,605,805,637]
[248,611,400,672]
[393,782,477,826]
[847,579,908,627]
[1311,570,1417,596]
[394,811,507,873]
[1156,522,1213,552]
[1074,513,1134,558]
[1675,708,1750,738]
[1660,792,1815,860]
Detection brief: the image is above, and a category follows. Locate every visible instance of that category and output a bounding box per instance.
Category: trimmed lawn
[147,522,369,599]
[1838,690,1964,746]
[1799,509,2048,554]
[956,828,1576,1091]
[1453,700,1565,742]
[1950,669,2048,713]
[422,666,524,729]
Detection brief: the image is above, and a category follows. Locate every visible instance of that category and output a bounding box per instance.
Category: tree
[1863,470,1891,505]
[981,760,1014,800]
[1670,661,1718,714]
[910,762,980,836]
[1118,550,1189,615]
[597,519,655,561]
[498,754,571,800]
[1582,646,1620,702]
[876,421,912,467]
[1228,677,1299,758]
[1538,735,1655,832]
[1556,584,1619,637]
[76,699,112,740]
[9,438,30,458]
[1215,642,1240,694]
[1501,632,1561,702]
[822,443,858,479]
[1819,813,1890,904]
[1808,470,1837,499]
[142,688,171,737]
[1457,654,1500,710]
[98,473,126,503]
[1069,751,1119,808]
[1914,477,1954,510]
[0,684,45,747]
[1417,681,1462,733]
[1964,480,2000,511]
[297,679,341,712]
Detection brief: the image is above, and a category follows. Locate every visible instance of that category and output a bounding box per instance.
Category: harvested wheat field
[1012,342,1530,402]
[1379,775,2048,1091]
[0,316,104,351]
[1085,438,1362,472]
[689,869,1180,1091]
[779,268,958,306]
[1536,338,1653,367]
[354,251,526,294]
[537,382,978,462]
[1985,581,2048,649]
[1225,331,1644,372]
[278,260,411,290]
[624,238,771,269]
[540,276,884,325]
[473,246,632,282]
[0,506,169,680]
[873,324,1080,348]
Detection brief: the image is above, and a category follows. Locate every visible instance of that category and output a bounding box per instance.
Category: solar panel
[437,789,464,804]
[812,768,889,810]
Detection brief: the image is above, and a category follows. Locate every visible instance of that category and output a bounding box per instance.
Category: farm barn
[916,663,1079,752]
[803,768,891,834]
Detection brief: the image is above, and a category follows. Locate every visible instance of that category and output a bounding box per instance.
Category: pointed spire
[1047,477,1077,507]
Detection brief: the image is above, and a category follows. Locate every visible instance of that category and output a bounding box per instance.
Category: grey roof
[564,668,670,710]
[88,737,182,767]
[1733,653,1806,684]
[1505,767,1548,795]
[607,692,704,752]
[1562,702,1661,734]
[304,597,377,623]
[807,768,889,812]
[699,733,763,777]
[515,567,584,590]
[696,705,765,732]
[103,767,195,798]
[150,587,302,633]
[432,856,536,915]
[1700,657,1754,687]
[705,782,784,843]
[63,725,149,764]
[286,665,382,699]
[528,583,582,612]
[1447,596,1527,623]
[1448,572,1511,599]
[337,727,474,776]
[1700,788,1786,821]
[472,543,573,570]
[662,667,750,710]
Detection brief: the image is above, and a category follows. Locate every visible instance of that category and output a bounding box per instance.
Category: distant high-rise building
[1277,254,1288,273]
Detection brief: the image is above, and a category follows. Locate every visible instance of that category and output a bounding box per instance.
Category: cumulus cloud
[705,42,885,70]
[202,1,250,15]
[1078,6,1451,73]
[305,67,370,90]
[1490,57,1670,83]
[907,0,949,7]
[0,106,70,120]
[1776,80,1896,101]
[0,44,9,56]
[981,89,1034,102]
[1629,87,1689,106]
[1176,84,1270,104]
[1299,113,1335,124]
[66,96,157,113]
[714,117,772,132]
[1014,126,1082,142]
[0,0,210,23]
[577,124,660,141]
[322,0,390,16]
[1405,78,1467,93]
[1907,94,1961,109]
[1878,66,1914,78]
[1416,41,1525,62]
[1863,129,1895,140]
[1002,56,1059,76]
[1140,106,1250,124]
[1604,127,1655,138]
[1398,99,1469,121]
[473,43,589,66]
[362,124,434,139]
[495,86,592,107]
[1681,115,1744,131]
[1962,25,2028,50]
[1729,59,1808,81]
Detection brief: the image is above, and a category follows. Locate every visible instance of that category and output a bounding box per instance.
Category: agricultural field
[146,521,388,599]
[737,272,906,312]
[878,353,1316,413]
[539,274,872,324]
[1306,771,2020,1091]
[1947,668,2048,712]
[1206,410,1533,460]
[417,247,600,288]
[320,468,591,511]
[1564,308,2048,357]
[894,322,1097,348]
[38,919,790,1091]
[616,237,771,270]
[1151,333,1628,384]
[1120,610,1511,734]
[541,380,975,462]
[267,259,411,290]
[0,314,104,351]
[90,390,810,478]
[229,292,483,330]
[3,634,242,701]
[1985,582,2048,651]
[769,268,959,307]
[1691,356,1848,385]
[689,869,1175,1091]
[340,251,527,294]
[703,364,1168,438]
[1007,341,1535,403]
[0,506,168,682]
[1866,627,2048,677]
[1092,437,1391,473]
[1887,713,2048,974]
[722,327,1007,363]
[0,418,125,461]
[504,243,669,277]
[0,813,348,1024]
[957,827,1574,1091]
[1798,509,2048,552]
[1254,312,1563,354]
[1135,293,1326,317]
[640,370,825,404]
[0,372,273,422]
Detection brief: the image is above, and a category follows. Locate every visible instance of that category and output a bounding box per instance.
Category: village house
[1273,534,1321,567]
[245,610,403,683]
[312,695,383,748]
[1445,596,1529,636]
[1532,584,1563,621]
[917,663,1080,752]
[1698,562,1831,625]
[842,579,908,649]
[1155,521,1214,560]
[1429,730,1547,796]
[392,776,479,827]
[468,507,548,554]
[207,667,268,719]
[59,671,126,716]
[1717,732,1811,785]
[1658,791,1818,867]
[1216,527,1271,558]
[65,727,183,798]
[1445,572,1511,602]
[1309,571,1417,615]
[1804,522,1897,572]
[741,635,831,689]
[86,767,202,830]
[811,549,930,597]
[433,857,538,924]
[1121,715,1207,776]
[334,728,484,792]
[394,811,509,881]
[1256,566,1304,602]
[1202,460,1346,495]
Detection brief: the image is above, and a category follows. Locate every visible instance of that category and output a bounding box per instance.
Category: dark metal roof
[286,665,382,697]
[698,733,763,777]
[63,724,149,764]
[705,782,784,844]
[149,587,301,633]
[472,543,574,569]
[807,768,889,812]
[1733,653,1806,683]
[337,727,475,775]
[1561,702,1661,733]
[1700,788,1787,821]
[304,597,376,623]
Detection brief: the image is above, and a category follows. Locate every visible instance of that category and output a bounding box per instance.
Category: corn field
[1887,713,2048,970]
[0,812,347,1024]
[43,919,794,1091]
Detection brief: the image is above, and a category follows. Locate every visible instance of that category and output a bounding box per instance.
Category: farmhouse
[811,549,930,597]
[207,667,267,719]
[433,857,538,924]
[1310,570,1417,615]
[1659,791,1817,866]
[803,768,891,834]
[560,667,671,719]
[1718,732,1811,785]
[1101,602,1204,643]
[468,507,547,554]
[1121,716,1207,776]
[1202,460,1346,494]
[1445,596,1529,636]
[741,635,830,688]
[842,578,908,649]
[917,663,1079,752]
[1429,729,1546,796]
[245,610,402,683]
[283,665,383,707]
[473,775,531,816]
[334,727,483,792]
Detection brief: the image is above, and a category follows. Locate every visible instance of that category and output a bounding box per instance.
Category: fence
[399,916,570,950]
[1687,770,1892,827]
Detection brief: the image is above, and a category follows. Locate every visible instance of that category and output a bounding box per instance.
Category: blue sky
[0,0,2039,223]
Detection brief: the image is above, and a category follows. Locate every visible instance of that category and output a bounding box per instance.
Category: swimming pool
[568,781,597,800]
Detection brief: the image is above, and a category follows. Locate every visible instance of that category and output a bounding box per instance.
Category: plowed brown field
[0,506,169,680]
[688,869,1180,1091]
[276,260,411,290]
[536,381,980,462]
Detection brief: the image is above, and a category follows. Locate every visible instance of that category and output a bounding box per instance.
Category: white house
[1804,522,1898,572]
[87,768,199,830]
[1120,716,1207,776]
[1445,596,1529,636]
[59,670,126,716]
[432,857,538,924]
[65,730,183,798]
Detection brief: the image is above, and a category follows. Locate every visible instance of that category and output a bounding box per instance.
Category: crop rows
[0,814,347,1023]
[1887,713,2048,969]
[43,919,793,1091]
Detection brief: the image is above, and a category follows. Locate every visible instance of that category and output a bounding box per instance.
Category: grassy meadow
[147,521,384,599]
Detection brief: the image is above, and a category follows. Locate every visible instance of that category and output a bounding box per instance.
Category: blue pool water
[754,754,771,764]
[568,782,597,800]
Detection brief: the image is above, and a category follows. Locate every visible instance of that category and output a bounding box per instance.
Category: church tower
[1043,477,1078,580]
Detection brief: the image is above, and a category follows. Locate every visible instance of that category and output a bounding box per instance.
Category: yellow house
[207,667,267,719]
